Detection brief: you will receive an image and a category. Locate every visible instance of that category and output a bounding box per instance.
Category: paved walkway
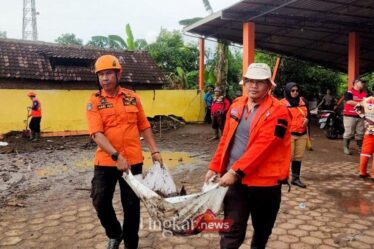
[0,126,373,249]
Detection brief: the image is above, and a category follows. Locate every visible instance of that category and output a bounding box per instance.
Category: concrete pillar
[242,22,255,75]
[348,32,360,89]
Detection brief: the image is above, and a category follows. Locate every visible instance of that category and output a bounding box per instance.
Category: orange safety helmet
[94,55,123,74]
[27,91,36,97]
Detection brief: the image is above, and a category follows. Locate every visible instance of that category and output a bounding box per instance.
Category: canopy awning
[184,0,374,74]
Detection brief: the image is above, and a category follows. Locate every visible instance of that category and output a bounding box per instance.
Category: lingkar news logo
[189,209,233,234]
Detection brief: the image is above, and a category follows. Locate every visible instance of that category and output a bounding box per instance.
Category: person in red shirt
[210,87,230,140]
[343,79,367,155]
[27,91,42,141]
[205,63,291,249]
[86,55,162,249]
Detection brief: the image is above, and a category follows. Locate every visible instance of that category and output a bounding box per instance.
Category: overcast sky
[0,0,239,43]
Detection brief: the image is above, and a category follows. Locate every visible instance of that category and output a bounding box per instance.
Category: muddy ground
[0,123,373,249]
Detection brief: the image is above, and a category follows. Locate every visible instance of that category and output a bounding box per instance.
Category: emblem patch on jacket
[230,108,240,122]
[122,95,137,106]
[86,103,93,111]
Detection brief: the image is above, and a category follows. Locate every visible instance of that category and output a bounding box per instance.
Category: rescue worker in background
[343,79,367,155]
[281,82,309,188]
[354,96,374,181]
[205,63,291,249]
[204,85,214,124]
[27,91,42,141]
[210,87,230,140]
[86,55,163,249]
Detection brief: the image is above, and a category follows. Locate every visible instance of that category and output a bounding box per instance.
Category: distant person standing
[281,82,309,188]
[27,91,42,141]
[343,79,367,155]
[210,87,230,140]
[204,85,214,123]
[317,89,336,110]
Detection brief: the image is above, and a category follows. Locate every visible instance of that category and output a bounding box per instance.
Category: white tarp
[123,164,228,236]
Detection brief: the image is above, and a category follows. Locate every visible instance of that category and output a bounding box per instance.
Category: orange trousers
[359,134,374,177]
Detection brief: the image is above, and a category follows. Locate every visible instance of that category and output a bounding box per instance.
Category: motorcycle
[318,110,344,139]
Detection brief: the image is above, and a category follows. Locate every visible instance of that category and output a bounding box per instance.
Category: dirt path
[0,124,373,249]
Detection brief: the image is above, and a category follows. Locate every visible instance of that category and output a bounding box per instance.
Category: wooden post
[272,56,281,82]
[348,32,359,89]
[199,38,205,91]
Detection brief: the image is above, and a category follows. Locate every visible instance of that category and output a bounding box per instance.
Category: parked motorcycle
[318,110,344,139]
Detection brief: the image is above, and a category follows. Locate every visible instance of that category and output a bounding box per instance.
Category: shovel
[22,107,31,138]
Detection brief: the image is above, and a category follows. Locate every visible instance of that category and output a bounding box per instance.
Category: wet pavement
[0,124,373,249]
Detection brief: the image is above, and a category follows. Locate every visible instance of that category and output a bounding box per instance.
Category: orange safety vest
[280,98,307,134]
[86,87,151,167]
[30,98,42,117]
[209,95,291,187]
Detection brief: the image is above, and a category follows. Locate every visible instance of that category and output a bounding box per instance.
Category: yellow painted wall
[0,89,205,134]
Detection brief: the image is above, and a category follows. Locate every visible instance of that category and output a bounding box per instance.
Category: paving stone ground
[0,124,373,248]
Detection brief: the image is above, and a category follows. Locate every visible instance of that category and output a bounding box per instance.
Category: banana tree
[86,24,147,51]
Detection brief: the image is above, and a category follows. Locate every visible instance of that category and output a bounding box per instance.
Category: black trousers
[91,164,142,249]
[220,183,281,249]
[29,117,41,132]
[212,113,226,131]
[204,107,212,124]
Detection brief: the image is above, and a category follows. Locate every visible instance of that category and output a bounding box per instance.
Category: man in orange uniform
[205,63,291,249]
[86,55,163,249]
[27,91,42,141]
[354,96,374,180]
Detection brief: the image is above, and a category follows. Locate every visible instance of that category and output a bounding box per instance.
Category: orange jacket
[30,98,42,117]
[86,87,151,167]
[280,98,307,134]
[209,95,291,187]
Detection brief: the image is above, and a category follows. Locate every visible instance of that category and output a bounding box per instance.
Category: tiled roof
[0,38,166,84]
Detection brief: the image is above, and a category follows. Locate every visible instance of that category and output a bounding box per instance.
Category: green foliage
[126,24,135,50]
[55,33,83,46]
[0,31,6,38]
[86,36,109,48]
[108,35,127,48]
[86,23,147,50]
[203,0,214,13]
[273,58,345,100]
[146,29,199,74]
[179,17,203,26]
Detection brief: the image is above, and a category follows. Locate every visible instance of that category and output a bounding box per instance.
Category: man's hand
[116,155,129,172]
[204,169,217,183]
[151,152,163,167]
[219,171,238,187]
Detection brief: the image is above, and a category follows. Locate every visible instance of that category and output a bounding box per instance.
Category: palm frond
[202,0,213,14]
[126,24,135,50]
[179,17,203,26]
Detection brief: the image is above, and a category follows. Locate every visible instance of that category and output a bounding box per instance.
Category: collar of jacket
[233,95,275,129]
[101,87,128,98]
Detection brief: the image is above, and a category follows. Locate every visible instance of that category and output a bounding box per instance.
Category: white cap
[244,63,276,87]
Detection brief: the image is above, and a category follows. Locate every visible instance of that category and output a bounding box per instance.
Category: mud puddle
[324,187,374,216]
